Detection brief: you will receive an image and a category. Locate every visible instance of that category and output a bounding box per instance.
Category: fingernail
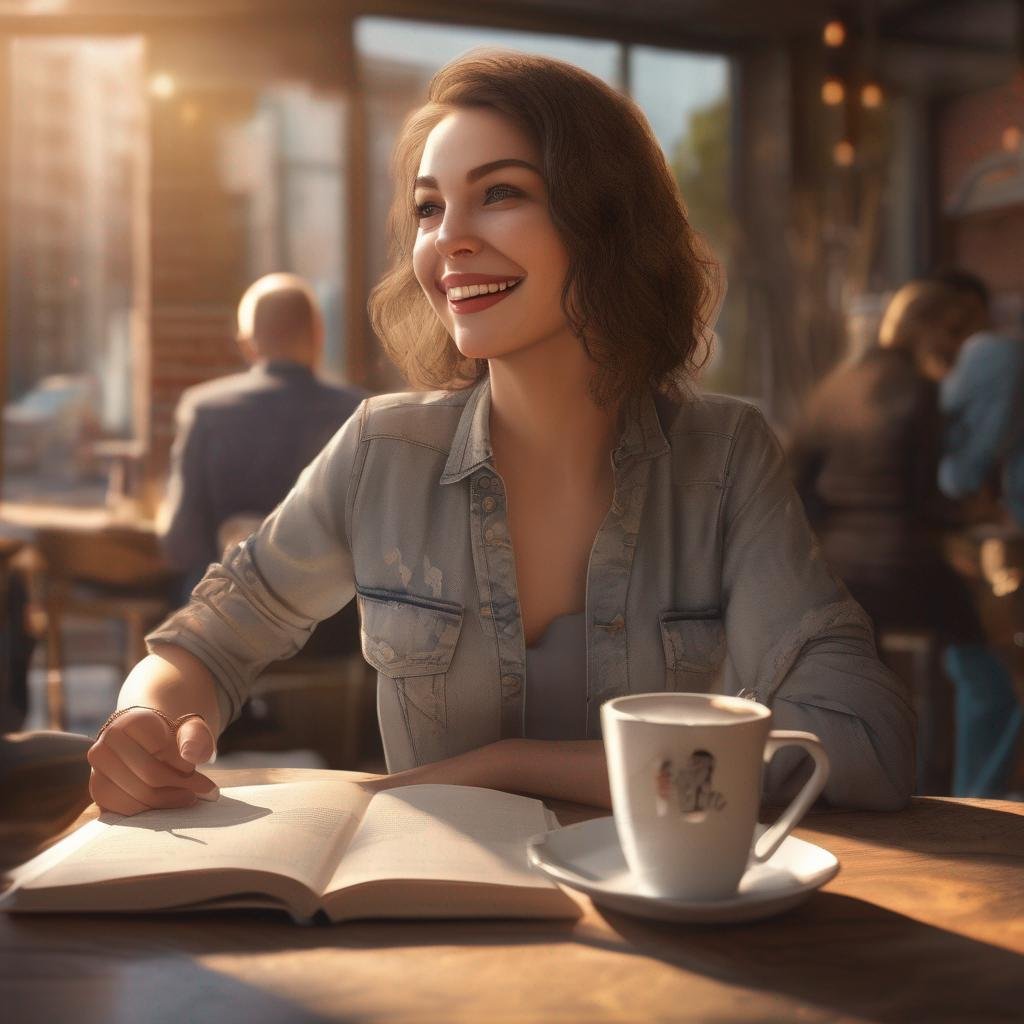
[180,742,200,763]
[195,784,220,802]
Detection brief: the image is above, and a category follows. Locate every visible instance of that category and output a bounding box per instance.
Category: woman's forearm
[496,739,611,808]
[377,739,611,809]
[116,645,224,741]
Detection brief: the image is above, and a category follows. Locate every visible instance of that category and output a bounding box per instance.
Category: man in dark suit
[159,272,366,654]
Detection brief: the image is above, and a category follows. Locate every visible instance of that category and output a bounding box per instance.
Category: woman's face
[412,106,573,362]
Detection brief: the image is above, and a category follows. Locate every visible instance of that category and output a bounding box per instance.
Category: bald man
[159,274,367,614]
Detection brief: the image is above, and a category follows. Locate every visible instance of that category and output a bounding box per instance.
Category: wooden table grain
[2,766,1023,1023]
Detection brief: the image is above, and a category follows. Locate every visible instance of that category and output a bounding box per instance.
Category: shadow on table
[8,890,1021,1022]
[592,891,1024,1022]
[3,929,341,1024]
[802,797,1024,861]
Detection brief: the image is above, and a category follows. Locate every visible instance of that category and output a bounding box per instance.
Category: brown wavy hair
[368,48,721,405]
[878,280,980,374]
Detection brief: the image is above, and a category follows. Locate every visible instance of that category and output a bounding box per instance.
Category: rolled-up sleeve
[722,405,917,810]
[146,401,367,729]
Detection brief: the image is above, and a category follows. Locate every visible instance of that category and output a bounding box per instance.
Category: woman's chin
[451,335,522,362]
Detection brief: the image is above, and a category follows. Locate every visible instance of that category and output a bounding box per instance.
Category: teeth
[447,279,519,300]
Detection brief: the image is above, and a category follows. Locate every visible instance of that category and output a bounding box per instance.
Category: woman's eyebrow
[414,158,541,191]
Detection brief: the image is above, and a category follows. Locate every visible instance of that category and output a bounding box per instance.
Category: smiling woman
[369,50,719,404]
[93,49,916,820]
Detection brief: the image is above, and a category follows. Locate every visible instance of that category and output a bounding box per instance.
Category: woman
[88,50,914,817]
[789,280,1020,796]
[788,280,982,636]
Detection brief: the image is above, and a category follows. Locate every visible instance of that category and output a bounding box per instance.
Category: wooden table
[0,504,175,729]
[3,766,1023,1023]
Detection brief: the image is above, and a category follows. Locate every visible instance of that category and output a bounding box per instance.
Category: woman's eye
[485,183,519,203]
[415,184,520,220]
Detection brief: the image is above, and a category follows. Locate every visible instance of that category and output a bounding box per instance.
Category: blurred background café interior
[0,0,1021,795]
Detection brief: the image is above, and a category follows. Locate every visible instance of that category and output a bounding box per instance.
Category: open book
[0,781,580,925]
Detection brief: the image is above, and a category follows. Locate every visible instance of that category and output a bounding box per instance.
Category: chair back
[34,526,173,589]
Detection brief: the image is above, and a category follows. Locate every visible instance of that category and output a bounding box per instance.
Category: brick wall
[144,73,256,499]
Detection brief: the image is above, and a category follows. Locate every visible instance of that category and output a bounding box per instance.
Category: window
[6,37,145,506]
[629,46,739,394]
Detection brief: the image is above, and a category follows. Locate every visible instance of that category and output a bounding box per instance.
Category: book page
[325,784,557,895]
[11,781,372,897]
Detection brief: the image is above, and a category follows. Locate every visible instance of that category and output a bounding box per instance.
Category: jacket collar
[440,374,669,486]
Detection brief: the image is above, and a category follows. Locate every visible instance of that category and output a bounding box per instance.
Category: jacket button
[482,496,496,512]
[501,674,522,695]
[478,475,492,490]
[484,528,495,542]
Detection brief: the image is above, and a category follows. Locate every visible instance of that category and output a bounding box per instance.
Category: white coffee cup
[601,692,830,901]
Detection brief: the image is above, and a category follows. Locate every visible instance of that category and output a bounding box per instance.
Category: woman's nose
[435,210,481,258]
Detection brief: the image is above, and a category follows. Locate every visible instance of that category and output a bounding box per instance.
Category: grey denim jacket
[147,377,916,810]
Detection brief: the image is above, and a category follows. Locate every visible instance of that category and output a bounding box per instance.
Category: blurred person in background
[929,269,1024,529]
[790,279,1019,797]
[158,272,367,658]
[928,269,1024,798]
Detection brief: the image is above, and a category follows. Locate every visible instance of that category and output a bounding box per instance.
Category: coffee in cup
[601,692,829,901]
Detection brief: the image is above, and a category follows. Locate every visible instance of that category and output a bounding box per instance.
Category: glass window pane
[6,37,145,506]
[629,47,745,396]
[223,83,348,377]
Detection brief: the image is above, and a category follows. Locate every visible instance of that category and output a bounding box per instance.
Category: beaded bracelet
[96,705,205,739]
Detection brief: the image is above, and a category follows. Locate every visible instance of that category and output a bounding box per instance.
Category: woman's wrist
[374,740,508,791]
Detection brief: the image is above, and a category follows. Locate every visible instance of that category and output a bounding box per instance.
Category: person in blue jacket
[930,269,1023,797]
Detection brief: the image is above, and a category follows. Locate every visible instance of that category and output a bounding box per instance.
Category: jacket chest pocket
[659,612,726,693]
[357,588,463,766]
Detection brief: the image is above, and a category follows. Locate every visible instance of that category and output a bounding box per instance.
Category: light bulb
[822,78,845,106]
[149,73,176,100]
[861,82,884,109]
[824,20,846,47]
[834,140,856,167]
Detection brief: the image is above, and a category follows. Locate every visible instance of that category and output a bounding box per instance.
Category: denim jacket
[940,331,1024,528]
[147,378,916,810]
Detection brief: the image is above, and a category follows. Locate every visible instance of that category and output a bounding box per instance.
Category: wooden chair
[878,627,952,795]
[217,651,376,770]
[29,526,176,732]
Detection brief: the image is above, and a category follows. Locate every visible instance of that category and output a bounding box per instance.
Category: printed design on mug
[654,750,727,821]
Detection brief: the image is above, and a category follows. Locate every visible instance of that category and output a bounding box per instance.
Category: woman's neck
[487,335,619,482]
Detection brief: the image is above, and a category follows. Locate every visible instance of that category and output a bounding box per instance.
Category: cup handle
[751,730,830,863]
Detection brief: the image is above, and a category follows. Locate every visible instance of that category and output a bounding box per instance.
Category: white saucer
[527,817,839,924]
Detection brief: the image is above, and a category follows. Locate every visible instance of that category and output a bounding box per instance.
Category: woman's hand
[87,707,220,816]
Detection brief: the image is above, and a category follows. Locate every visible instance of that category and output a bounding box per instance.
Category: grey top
[148,378,917,811]
[524,612,587,741]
